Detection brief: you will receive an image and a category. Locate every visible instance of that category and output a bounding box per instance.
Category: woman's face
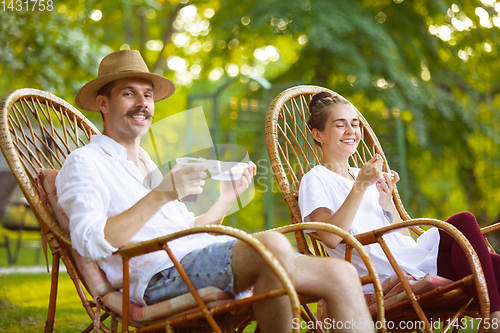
[314,103,361,158]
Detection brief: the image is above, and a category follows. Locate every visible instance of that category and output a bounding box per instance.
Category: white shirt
[56,135,232,306]
[299,165,440,294]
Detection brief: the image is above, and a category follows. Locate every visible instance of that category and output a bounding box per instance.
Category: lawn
[0,272,91,332]
[0,227,94,332]
[0,230,483,333]
[0,271,260,333]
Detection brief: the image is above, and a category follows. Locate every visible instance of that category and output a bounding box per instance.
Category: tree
[1,0,500,231]
[208,0,500,227]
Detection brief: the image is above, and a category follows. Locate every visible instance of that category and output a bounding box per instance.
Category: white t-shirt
[298,165,440,294]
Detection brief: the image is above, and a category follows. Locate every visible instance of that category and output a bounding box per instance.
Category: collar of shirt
[89,134,160,188]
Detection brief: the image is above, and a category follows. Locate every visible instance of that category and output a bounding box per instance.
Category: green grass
[0,271,262,332]
[0,228,45,267]
[0,230,482,333]
[0,273,91,332]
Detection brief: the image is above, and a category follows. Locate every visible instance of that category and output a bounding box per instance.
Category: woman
[298,92,500,325]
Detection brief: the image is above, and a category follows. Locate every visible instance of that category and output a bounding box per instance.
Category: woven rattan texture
[0,88,302,333]
[0,89,99,246]
[264,85,494,333]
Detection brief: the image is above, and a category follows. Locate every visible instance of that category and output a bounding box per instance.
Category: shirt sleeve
[176,201,196,228]
[299,170,336,221]
[55,150,118,261]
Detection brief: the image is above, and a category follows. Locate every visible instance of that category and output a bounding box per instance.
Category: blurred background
[2,0,500,262]
[2,0,500,330]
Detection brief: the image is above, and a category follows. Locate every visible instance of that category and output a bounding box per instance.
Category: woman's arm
[308,155,385,248]
[376,171,410,236]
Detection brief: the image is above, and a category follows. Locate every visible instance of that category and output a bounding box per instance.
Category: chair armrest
[117,225,273,261]
[259,222,386,326]
[115,224,300,304]
[352,219,460,246]
[116,224,301,332]
[481,222,500,236]
[355,218,490,322]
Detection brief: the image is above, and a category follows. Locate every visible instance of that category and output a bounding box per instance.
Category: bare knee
[324,259,360,285]
[254,232,295,274]
[255,232,294,259]
[232,233,295,293]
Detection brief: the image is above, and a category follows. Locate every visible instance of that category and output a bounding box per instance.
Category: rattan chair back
[0,89,98,246]
[0,88,301,333]
[265,85,492,333]
[265,86,419,254]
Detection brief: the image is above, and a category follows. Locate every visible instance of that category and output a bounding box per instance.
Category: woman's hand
[354,154,384,192]
[375,170,406,229]
[376,170,399,209]
[219,161,256,204]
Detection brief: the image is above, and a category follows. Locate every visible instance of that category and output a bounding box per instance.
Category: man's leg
[295,256,374,333]
[232,232,296,333]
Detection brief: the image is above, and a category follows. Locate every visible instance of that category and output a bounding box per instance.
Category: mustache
[125,108,153,119]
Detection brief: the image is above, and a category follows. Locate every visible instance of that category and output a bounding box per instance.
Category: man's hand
[154,164,207,202]
[219,161,256,204]
[193,162,256,226]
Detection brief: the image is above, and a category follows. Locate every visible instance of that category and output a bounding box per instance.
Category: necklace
[347,169,355,180]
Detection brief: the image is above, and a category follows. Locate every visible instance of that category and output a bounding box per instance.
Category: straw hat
[75,50,175,112]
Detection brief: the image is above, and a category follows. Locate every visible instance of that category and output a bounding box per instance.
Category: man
[56,49,373,333]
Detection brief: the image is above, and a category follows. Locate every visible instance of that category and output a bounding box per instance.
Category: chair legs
[44,251,60,333]
[441,298,474,333]
[111,312,118,332]
[1,234,13,264]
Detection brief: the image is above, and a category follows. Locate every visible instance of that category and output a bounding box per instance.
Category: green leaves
[2,0,500,226]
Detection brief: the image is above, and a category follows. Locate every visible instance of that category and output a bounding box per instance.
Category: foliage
[1,0,500,230]
[209,0,500,227]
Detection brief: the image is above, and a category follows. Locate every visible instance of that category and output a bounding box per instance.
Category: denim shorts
[143,239,237,306]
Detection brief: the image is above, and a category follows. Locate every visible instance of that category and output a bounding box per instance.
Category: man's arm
[103,190,175,247]
[57,151,208,259]
[194,164,256,226]
[57,152,118,261]
[105,164,208,247]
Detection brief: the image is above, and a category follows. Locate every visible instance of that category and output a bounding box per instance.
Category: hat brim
[75,71,175,112]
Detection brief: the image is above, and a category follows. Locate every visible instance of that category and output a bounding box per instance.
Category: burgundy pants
[437,212,500,313]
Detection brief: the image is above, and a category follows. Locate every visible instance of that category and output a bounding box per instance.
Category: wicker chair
[264,85,500,333]
[0,88,301,333]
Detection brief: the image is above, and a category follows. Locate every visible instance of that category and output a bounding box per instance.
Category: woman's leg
[437,212,500,312]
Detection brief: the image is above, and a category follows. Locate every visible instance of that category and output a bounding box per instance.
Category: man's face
[101,77,155,141]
